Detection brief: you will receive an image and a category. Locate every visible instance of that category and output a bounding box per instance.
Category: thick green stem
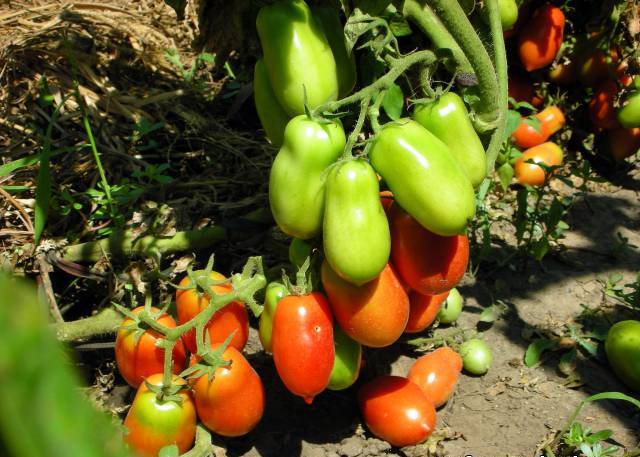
[402,0,475,77]
[54,308,123,342]
[425,0,500,127]
[343,97,371,159]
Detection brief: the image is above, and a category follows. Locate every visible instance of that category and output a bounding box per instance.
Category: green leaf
[479,304,502,323]
[381,83,404,120]
[544,198,565,233]
[524,338,557,367]
[585,429,613,445]
[533,237,550,261]
[505,109,522,138]
[497,162,514,191]
[388,13,412,36]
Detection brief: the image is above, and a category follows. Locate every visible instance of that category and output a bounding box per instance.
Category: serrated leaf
[524,338,557,367]
[497,162,514,191]
[381,83,403,120]
[505,110,522,138]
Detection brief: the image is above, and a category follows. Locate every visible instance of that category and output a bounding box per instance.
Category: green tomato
[617,92,640,129]
[254,59,290,148]
[369,119,476,236]
[256,0,339,116]
[323,159,390,285]
[437,288,463,324]
[413,92,487,187]
[605,320,640,391]
[460,339,492,375]
[258,282,290,353]
[312,5,357,98]
[289,238,312,270]
[269,115,346,239]
[328,326,362,391]
[498,0,519,30]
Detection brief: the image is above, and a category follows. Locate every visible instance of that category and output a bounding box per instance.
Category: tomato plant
[408,347,463,407]
[512,106,565,149]
[589,80,621,131]
[617,91,640,129]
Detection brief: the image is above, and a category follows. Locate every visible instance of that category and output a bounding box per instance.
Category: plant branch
[54,307,123,342]
[343,96,371,159]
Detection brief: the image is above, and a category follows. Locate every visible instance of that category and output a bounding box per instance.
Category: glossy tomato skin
[408,347,463,407]
[514,142,563,186]
[176,271,249,354]
[272,292,335,403]
[617,92,640,129]
[512,106,565,149]
[191,346,265,436]
[605,320,640,391]
[258,282,289,353]
[328,325,362,391]
[405,290,449,334]
[321,260,409,348]
[589,80,621,131]
[390,204,469,295]
[437,288,463,324]
[253,59,289,148]
[603,128,640,161]
[358,375,436,447]
[115,307,187,388]
[124,374,196,457]
[517,4,565,71]
[460,339,493,375]
[269,116,346,239]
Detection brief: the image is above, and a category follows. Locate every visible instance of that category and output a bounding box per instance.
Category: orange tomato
[408,347,463,408]
[514,142,563,186]
[589,80,621,131]
[517,4,565,71]
[176,271,249,354]
[603,128,640,161]
[115,306,187,388]
[512,106,565,149]
[404,290,449,334]
[321,260,409,348]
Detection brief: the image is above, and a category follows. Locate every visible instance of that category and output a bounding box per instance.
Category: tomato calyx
[181,336,234,383]
[113,302,168,346]
[282,256,315,296]
[143,376,190,404]
[173,256,232,300]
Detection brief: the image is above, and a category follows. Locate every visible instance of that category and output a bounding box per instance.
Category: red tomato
[380,190,394,217]
[517,4,565,71]
[512,106,565,149]
[358,376,436,447]
[115,306,187,388]
[514,142,563,186]
[407,347,463,408]
[603,128,640,161]
[321,260,410,347]
[272,292,334,404]
[124,374,196,457]
[176,271,249,354]
[191,346,265,437]
[589,80,621,131]
[508,73,543,107]
[390,204,468,295]
[405,290,449,334]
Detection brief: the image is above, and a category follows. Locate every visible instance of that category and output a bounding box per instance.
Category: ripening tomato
[548,60,576,85]
[191,346,265,437]
[517,4,565,71]
[589,80,621,131]
[390,204,468,295]
[321,260,409,348]
[115,306,187,388]
[272,292,334,403]
[358,375,436,447]
[603,128,640,161]
[175,271,249,354]
[124,374,196,457]
[408,347,463,408]
[514,142,563,186]
[512,106,565,149]
[404,290,449,334]
[508,73,543,107]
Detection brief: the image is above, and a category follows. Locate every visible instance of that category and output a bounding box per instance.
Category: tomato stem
[343,96,371,160]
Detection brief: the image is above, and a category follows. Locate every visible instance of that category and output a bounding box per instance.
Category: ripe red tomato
[115,306,187,388]
[404,290,449,334]
[512,106,565,149]
[124,374,196,457]
[176,271,249,354]
[390,204,468,295]
[191,345,265,437]
[589,80,621,131]
[517,4,565,71]
[358,375,436,447]
[272,292,334,403]
[508,73,543,107]
[407,347,462,408]
[603,128,640,161]
[514,142,563,186]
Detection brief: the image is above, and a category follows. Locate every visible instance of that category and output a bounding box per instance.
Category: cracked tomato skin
[175,271,249,354]
[124,374,196,457]
[358,375,436,447]
[115,306,187,388]
[390,204,469,295]
[272,291,334,404]
[517,4,565,71]
[405,290,449,334]
[191,346,265,437]
[408,347,463,408]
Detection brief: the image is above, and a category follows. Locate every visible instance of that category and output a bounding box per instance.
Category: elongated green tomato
[312,5,357,97]
[324,159,390,284]
[289,238,312,270]
[617,92,640,129]
[605,320,640,391]
[258,282,290,353]
[328,325,362,391]
[413,92,487,187]
[269,116,346,239]
[254,59,290,148]
[369,119,476,236]
[498,0,518,30]
[256,0,339,116]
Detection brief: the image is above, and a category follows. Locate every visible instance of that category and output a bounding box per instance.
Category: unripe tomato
[328,326,362,391]
[517,4,565,71]
[258,282,289,353]
[404,290,449,334]
[437,288,463,324]
[603,128,640,161]
[358,376,436,447]
[460,339,493,375]
[289,238,312,271]
[589,80,621,131]
[498,0,519,30]
[408,347,463,407]
[176,271,249,354]
[115,307,187,388]
[605,320,640,391]
[321,261,409,348]
[514,142,563,186]
[512,106,565,149]
[124,374,196,457]
[191,346,265,437]
[272,292,334,403]
[548,61,576,85]
[617,91,640,128]
[390,204,469,295]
